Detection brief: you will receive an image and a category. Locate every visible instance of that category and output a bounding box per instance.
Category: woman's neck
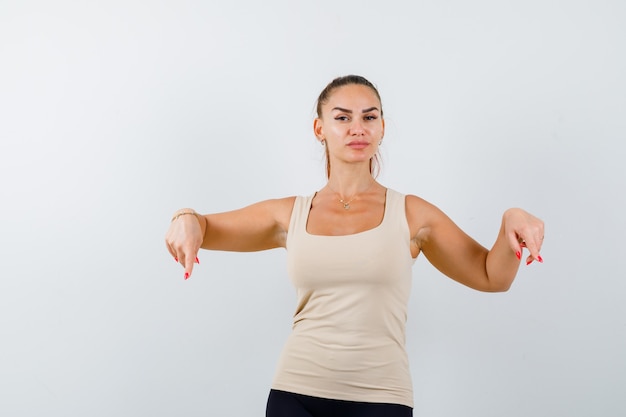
[325,169,376,199]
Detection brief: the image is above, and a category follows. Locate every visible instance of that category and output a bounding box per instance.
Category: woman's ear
[313,118,325,141]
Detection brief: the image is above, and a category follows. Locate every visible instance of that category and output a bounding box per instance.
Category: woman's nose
[350,120,365,135]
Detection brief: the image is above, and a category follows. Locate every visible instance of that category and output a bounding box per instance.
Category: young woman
[165,75,544,417]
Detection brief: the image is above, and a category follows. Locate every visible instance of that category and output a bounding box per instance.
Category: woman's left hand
[503,208,545,265]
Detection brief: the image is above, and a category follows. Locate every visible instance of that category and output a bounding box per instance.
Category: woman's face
[315,84,385,168]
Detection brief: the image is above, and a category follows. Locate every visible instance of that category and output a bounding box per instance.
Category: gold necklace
[339,196,356,210]
[329,180,375,210]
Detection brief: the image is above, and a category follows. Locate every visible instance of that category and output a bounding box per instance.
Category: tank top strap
[383,189,411,238]
[286,194,314,247]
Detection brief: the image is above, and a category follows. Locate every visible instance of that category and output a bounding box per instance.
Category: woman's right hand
[165,209,206,280]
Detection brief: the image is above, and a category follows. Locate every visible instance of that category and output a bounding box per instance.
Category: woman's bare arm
[407,195,544,292]
[165,197,296,279]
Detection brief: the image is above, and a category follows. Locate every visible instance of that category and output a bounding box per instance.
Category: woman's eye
[364,115,377,121]
[335,116,349,121]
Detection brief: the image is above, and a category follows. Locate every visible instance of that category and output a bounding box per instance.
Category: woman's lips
[347,141,369,150]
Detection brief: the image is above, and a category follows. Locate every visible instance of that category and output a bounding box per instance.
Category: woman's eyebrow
[331,106,380,113]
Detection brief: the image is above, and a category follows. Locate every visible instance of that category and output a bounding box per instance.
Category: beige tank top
[272,188,416,407]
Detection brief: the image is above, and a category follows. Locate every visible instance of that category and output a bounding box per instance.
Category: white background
[1,0,625,416]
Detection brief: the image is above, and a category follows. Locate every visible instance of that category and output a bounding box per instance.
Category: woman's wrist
[171,209,200,223]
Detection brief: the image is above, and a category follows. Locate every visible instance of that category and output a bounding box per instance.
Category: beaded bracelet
[171,210,199,222]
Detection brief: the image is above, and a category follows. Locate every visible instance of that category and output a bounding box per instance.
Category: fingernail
[195,257,200,264]
[184,272,189,280]
[537,255,543,263]
[515,251,521,260]
[526,259,533,265]
[175,257,178,262]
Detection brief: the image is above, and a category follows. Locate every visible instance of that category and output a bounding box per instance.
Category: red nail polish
[537,255,543,263]
[515,251,521,260]
[195,257,200,264]
[175,257,178,262]
[526,259,533,265]
[184,272,189,280]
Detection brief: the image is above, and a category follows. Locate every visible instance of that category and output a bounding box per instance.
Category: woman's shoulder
[404,193,445,214]
[244,196,297,224]
[400,192,448,233]
[265,196,298,215]
[384,188,433,209]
